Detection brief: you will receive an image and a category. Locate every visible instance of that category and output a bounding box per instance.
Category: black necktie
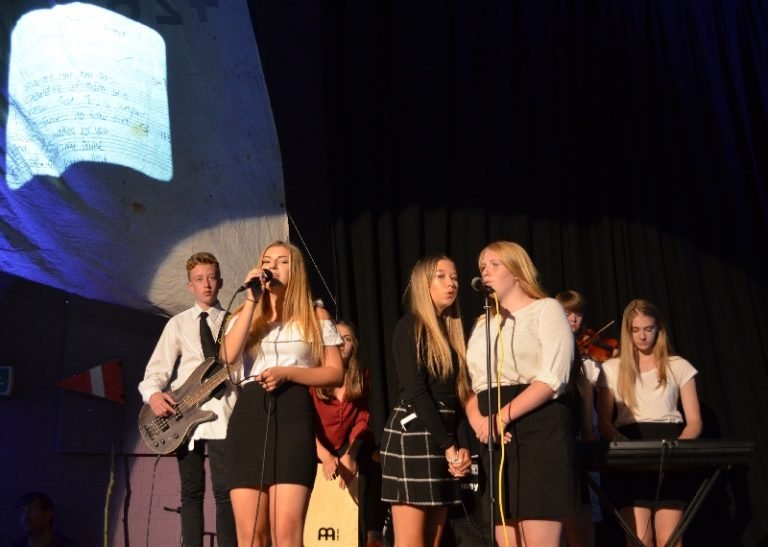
[200,311,225,398]
[199,311,218,359]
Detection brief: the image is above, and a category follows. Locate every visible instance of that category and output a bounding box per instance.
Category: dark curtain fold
[249,1,767,543]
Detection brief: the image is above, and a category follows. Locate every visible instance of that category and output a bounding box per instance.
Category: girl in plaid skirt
[380,255,473,547]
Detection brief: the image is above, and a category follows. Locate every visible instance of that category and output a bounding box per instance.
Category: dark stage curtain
[249,1,767,544]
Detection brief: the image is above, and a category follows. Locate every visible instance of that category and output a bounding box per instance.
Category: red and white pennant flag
[56,359,125,404]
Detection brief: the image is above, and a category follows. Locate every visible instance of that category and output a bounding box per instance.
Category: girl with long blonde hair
[462,241,578,547]
[597,298,703,547]
[380,255,471,547]
[221,240,344,547]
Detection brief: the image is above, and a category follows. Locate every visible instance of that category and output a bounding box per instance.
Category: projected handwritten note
[6,2,172,190]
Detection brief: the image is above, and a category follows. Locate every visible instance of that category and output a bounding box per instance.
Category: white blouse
[466,297,574,397]
[227,317,342,384]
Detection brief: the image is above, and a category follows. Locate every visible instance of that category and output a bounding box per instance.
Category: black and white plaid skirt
[380,403,462,506]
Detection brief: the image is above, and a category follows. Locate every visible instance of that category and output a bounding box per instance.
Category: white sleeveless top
[227,317,342,384]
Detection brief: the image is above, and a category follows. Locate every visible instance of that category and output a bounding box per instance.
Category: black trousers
[177,439,236,547]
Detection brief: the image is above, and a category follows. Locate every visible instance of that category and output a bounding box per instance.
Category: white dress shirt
[138,302,237,442]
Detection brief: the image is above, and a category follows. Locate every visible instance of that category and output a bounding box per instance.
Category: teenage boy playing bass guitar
[138,252,236,547]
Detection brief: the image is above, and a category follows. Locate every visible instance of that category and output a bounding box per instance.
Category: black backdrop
[248,1,767,544]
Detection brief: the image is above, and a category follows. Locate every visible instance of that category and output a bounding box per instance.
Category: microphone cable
[482,292,523,547]
[220,288,262,387]
[219,289,277,387]
[219,286,275,546]
[490,294,513,547]
[248,393,273,547]
[220,289,243,388]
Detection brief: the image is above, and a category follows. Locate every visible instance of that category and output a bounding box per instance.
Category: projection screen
[0,0,287,316]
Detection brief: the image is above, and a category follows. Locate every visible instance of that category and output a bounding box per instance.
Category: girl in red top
[312,320,384,546]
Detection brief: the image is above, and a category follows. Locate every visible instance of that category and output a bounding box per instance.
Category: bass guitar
[138,357,237,454]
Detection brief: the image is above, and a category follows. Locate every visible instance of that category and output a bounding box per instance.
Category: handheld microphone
[471,277,493,293]
[237,269,273,292]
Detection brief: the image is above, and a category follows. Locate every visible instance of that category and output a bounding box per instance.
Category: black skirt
[602,422,694,509]
[226,381,316,489]
[380,403,462,506]
[477,385,579,522]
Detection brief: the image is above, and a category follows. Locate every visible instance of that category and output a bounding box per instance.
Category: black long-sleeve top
[392,313,458,451]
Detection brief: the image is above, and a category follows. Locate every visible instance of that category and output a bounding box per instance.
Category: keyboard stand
[581,439,755,547]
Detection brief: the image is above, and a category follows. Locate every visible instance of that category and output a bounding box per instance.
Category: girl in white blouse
[463,241,578,547]
[220,241,343,547]
[597,298,702,547]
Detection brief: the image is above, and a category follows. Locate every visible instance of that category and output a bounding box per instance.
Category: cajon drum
[304,463,359,546]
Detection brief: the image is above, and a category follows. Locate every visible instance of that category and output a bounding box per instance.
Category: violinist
[555,290,614,547]
[555,290,615,440]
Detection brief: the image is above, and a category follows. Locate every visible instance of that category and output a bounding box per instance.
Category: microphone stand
[482,291,495,547]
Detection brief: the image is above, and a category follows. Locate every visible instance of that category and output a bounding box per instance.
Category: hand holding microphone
[237,268,273,301]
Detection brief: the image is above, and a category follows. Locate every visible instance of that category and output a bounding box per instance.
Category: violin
[576,320,618,362]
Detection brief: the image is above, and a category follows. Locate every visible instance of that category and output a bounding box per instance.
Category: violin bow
[592,319,615,338]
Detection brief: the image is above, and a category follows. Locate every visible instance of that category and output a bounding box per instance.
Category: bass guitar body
[138,357,222,455]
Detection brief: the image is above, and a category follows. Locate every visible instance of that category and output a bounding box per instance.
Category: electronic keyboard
[578,438,755,471]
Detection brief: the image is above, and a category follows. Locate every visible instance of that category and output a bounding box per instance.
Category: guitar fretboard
[176,360,242,411]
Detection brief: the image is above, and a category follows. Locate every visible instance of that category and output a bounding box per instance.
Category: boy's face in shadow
[565,310,583,334]
[19,500,52,534]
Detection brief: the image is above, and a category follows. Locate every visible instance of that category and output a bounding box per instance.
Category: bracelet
[506,403,513,425]
[446,451,460,464]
